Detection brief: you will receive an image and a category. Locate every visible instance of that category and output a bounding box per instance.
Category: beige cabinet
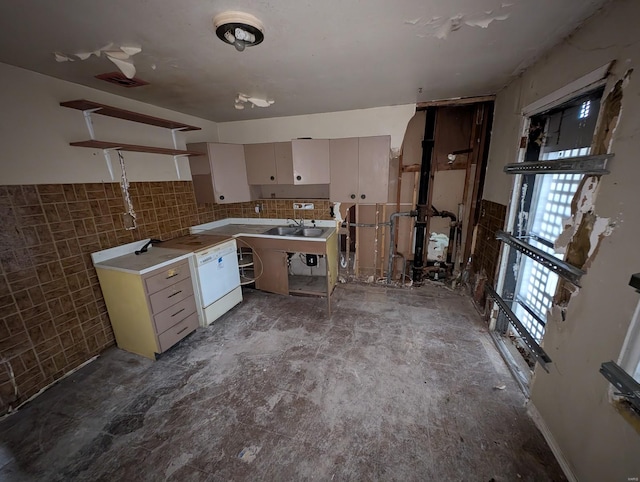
[329,138,359,201]
[244,142,295,185]
[95,260,198,360]
[329,135,391,203]
[188,142,252,204]
[239,231,339,313]
[291,139,330,185]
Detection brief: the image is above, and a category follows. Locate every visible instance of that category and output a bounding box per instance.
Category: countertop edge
[94,252,193,275]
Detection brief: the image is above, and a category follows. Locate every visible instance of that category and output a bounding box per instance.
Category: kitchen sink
[298,228,325,237]
[264,226,300,236]
[263,226,326,237]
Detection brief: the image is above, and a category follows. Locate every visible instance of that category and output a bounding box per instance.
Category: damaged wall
[482,0,640,479]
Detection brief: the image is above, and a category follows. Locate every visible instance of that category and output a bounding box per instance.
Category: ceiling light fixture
[214,11,264,52]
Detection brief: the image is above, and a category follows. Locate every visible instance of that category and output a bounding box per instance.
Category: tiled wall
[226,200,333,222]
[0,181,334,413]
[0,181,229,413]
[472,199,507,288]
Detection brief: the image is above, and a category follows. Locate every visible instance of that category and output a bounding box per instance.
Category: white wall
[483,0,640,479]
[0,63,219,185]
[217,104,416,150]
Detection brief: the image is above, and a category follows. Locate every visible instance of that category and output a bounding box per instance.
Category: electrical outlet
[293,202,314,210]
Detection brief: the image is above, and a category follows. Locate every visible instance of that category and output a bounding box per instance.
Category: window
[578,99,591,119]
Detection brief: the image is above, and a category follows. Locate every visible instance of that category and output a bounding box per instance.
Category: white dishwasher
[194,238,242,325]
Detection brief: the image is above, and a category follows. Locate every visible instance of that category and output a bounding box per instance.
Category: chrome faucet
[287,218,305,227]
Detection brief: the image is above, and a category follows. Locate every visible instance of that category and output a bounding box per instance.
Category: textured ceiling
[0,0,607,122]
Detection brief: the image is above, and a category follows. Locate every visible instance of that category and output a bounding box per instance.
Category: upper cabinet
[244,142,295,185]
[187,142,252,204]
[291,139,330,185]
[330,135,391,203]
[244,143,276,184]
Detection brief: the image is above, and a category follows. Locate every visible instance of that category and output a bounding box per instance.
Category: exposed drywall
[483,0,640,479]
[0,62,219,185]
[217,105,416,151]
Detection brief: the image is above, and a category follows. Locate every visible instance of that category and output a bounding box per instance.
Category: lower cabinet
[241,231,339,313]
[96,259,198,359]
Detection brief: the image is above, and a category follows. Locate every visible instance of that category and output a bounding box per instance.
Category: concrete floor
[0,283,566,481]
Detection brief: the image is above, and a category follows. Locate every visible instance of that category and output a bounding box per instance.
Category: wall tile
[0,179,331,414]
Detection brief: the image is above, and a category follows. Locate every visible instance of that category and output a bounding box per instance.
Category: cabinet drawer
[148,277,194,314]
[153,295,197,335]
[144,261,190,295]
[158,311,198,352]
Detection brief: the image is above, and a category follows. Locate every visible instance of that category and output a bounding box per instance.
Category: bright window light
[579,100,591,119]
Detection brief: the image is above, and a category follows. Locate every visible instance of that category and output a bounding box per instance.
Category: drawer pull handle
[168,290,183,298]
[176,326,189,335]
[171,308,185,317]
[165,273,179,279]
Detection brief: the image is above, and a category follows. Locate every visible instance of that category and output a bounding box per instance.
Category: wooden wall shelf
[61,99,201,131]
[70,140,204,157]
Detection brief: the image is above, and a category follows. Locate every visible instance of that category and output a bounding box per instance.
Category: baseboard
[526,401,578,482]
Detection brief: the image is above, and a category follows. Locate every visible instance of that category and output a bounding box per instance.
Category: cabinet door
[274,142,294,184]
[254,250,289,295]
[358,136,390,203]
[208,143,252,204]
[329,137,359,202]
[291,139,330,185]
[244,143,277,185]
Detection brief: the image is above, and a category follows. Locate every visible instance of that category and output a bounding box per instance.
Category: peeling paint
[464,13,510,29]
[420,7,511,39]
[554,176,600,253]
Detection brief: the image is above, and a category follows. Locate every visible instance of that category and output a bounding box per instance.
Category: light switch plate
[293,202,314,210]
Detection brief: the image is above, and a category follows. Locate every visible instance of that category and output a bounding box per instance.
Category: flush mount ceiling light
[214,11,264,52]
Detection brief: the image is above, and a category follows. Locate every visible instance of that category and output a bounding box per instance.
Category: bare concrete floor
[0,283,566,481]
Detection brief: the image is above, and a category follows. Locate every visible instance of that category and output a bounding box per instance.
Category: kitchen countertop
[191,218,337,242]
[93,246,192,275]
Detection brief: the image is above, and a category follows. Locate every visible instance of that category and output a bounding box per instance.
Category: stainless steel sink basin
[263,226,326,237]
[264,226,300,236]
[298,228,325,237]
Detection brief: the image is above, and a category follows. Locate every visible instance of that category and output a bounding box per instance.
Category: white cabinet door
[358,136,390,204]
[274,142,294,184]
[291,139,330,185]
[209,143,252,203]
[329,137,359,202]
[244,143,277,185]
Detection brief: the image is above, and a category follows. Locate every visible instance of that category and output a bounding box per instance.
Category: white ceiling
[0,0,606,122]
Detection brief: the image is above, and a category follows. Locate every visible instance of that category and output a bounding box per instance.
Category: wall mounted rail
[486,284,552,372]
[496,231,585,287]
[503,153,613,175]
[600,361,640,413]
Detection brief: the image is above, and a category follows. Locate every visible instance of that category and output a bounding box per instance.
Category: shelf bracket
[172,154,189,180]
[170,128,189,180]
[82,108,102,139]
[102,147,122,181]
[170,127,188,149]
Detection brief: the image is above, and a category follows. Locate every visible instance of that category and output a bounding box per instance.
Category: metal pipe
[392,253,407,287]
[340,222,391,228]
[413,107,437,284]
[386,211,417,284]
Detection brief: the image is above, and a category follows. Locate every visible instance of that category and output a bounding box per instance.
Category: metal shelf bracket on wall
[485,284,552,372]
[503,153,613,175]
[496,230,585,286]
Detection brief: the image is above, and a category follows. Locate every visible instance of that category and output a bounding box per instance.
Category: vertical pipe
[412,107,437,284]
